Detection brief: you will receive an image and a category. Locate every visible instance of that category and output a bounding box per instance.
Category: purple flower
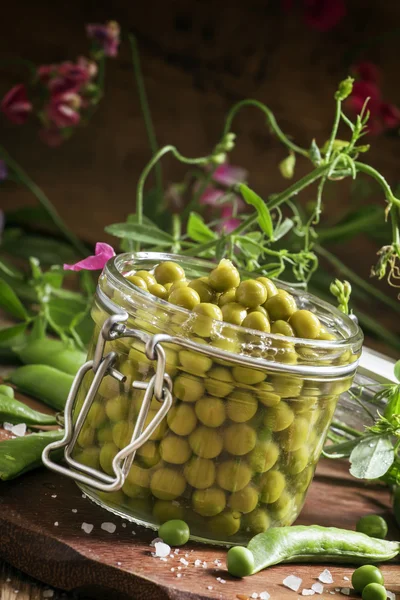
[1,84,32,125]
[64,242,115,272]
[211,164,248,187]
[0,160,8,181]
[87,21,121,58]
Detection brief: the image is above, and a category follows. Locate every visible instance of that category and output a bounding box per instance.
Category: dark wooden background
[1,0,400,351]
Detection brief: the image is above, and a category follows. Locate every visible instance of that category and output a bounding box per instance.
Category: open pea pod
[0,394,57,426]
[0,429,63,480]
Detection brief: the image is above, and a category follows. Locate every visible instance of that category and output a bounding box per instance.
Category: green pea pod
[8,365,73,411]
[0,394,57,426]
[0,384,14,398]
[17,337,86,375]
[0,429,63,480]
[247,526,400,574]
[394,487,400,529]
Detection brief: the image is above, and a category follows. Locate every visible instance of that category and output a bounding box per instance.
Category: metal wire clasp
[42,312,173,492]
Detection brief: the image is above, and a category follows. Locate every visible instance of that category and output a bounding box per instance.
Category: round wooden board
[0,460,399,600]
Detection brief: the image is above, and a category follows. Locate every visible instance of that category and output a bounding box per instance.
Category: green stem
[222,99,309,158]
[172,214,181,253]
[315,244,400,313]
[325,99,342,162]
[0,146,88,257]
[317,211,384,243]
[129,34,163,203]
[330,421,363,437]
[355,162,400,208]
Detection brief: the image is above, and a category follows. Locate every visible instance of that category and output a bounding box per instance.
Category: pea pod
[244,526,400,574]
[8,365,73,411]
[0,430,63,480]
[0,394,57,425]
[17,337,86,375]
[0,384,14,399]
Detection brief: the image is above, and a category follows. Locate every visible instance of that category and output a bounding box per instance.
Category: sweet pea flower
[45,91,82,128]
[211,164,248,187]
[351,61,380,85]
[64,242,115,271]
[87,21,121,57]
[1,84,32,125]
[220,205,241,233]
[0,160,8,181]
[283,0,346,31]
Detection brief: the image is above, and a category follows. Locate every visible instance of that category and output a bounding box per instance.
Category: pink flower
[1,84,32,125]
[283,0,346,31]
[38,58,97,95]
[64,242,115,271]
[200,188,225,207]
[87,21,120,57]
[45,91,81,128]
[212,164,248,187]
[351,61,380,84]
[220,205,241,233]
[380,102,400,129]
[39,127,64,147]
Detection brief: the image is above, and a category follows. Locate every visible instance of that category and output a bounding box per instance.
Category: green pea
[226,390,258,423]
[204,366,234,397]
[144,409,168,440]
[99,442,118,475]
[236,280,268,309]
[279,417,310,452]
[232,366,265,385]
[217,460,252,492]
[169,280,189,294]
[259,470,286,504]
[189,426,223,459]
[227,546,255,577]
[75,446,100,470]
[229,486,259,514]
[270,375,303,398]
[352,565,384,593]
[356,515,388,540]
[154,261,185,284]
[248,440,279,473]
[168,287,201,310]
[158,519,190,546]
[97,424,113,443]
[125,275,148,290]
[192,487,226,517]
[242,311,271,333]
[211,336,240,361]
[271,320,294,336]
[179,349,212,376]
[264,402,294,432]
[218,288,237,307]
[189,279,216,303]
[224,423,257,456]
[243,508,270,534]
[153,499,185,523]
[122,480,150,499]
[150,467,186,500]
[289,309,321,339]
[174,374,204,403]
[265,290,297,321]
[208,510,241,537]
[184,457,215,489]
[195,395,226,427]
[160,435,192,464]
[136,441,161,468]
[285,446,310,475]
[167,403,197,436]
[77,423,95,448]
[268,489,294,519]
[221,302,247,326]
[112,421,133,449]
[362,583,387,600]
[208,259,240,292]
[192,303,223,337]
[148,283,168,299]
[135,270,157,287]
[87,401,107,428]
[257,277,278,299]
[249,305,268,317]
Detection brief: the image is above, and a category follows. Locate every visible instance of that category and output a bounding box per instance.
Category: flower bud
[211,152,227,165]
[335,77,354,101]
[343,280,352,297]
[309,139,322,166]
[279,153,296,179]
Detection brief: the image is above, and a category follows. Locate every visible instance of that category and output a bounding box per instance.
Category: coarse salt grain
[160,557,168,562]
[387,591,396,600]
[131,530,136,535]
[81,523,93,534]
[43,591,54,598]
[51,495,57,499]
[101,522,116,534]
[154,542,171,558]
[251,593,258,599]
[340,588,351,596]
[260,592,270,600]
[82,493,86,499]
[180,558,189,566]
[216,577,226,584]
[343,576,349,581]
[194,559,202,567]
[171,568,175,572]
[318,569,333,584]
[302,590,315,596]
[3,422,13,431]
[11,423,26,437]
[151,537,163,546]
[202,561,208,568]
[54,522,59,527]
[311,582,324,594]
[117,562,122,566]
[176,573,182,578]
[283,575,302,592]
[330,593,336,596]
[122,523,126,528]
[207,586,213,590]
[72,509,77,513]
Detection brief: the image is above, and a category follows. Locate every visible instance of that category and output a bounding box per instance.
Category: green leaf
[349,435,394,480]
[0,278,28,321]
[323,438,360,459]
[0,322,28,343]
[105,222,174,246]
[384,386,400,420]
[0,257,24,280]
[394,362,400,382]
[273,218,294,241]
[237,236,263,259]
[1,232,78,265]
[239,184,273,239]
[187,212,217,243]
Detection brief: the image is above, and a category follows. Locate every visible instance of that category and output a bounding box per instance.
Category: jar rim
[103,252,363,355]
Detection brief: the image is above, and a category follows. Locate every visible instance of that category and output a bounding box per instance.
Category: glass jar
[43,252,363,545]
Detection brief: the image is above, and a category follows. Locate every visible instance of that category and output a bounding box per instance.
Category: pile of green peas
[74,259,357,543]
[352,565,388,600]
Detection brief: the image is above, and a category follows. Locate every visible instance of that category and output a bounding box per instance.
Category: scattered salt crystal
[82,493,86,499]
[311,582,324,594]
[122,523,126,528]
[54,522,59,527]
[194,559,202,567]
[3,422,13,431]
[387,591,396,600]
[151,537,163,546]
[318,569,333,584]
[185,553,189,558]
[340,588,350,596]
[81,523,93,534]
[117,562,122,566]
[335,589,340,592]
[176,573,182,578]
[216,577,226,584]
[171,568,175,572]
[154,542,171,558]
[207,586,213,590]
[283,575,302,592]
[160,557,168,562]
[51,495,57,499]
[11,423,26,437]
[6,578,11,583]
[131,530,136,535]
[260,593,270,600]
[101,522,116,534]
[202,561,208,568]
[302,590,315,596]
[175,549,180,554]
[330,593,336,596]
[43,591,54,598]
[343,576,349,581]
[251,593,259,598]
[214,559,222,565]
[180,558,189,566]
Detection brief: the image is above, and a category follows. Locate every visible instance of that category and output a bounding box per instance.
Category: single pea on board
[158,519,190,546]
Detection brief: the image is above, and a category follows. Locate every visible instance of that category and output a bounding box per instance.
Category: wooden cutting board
[0,459,399,600]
